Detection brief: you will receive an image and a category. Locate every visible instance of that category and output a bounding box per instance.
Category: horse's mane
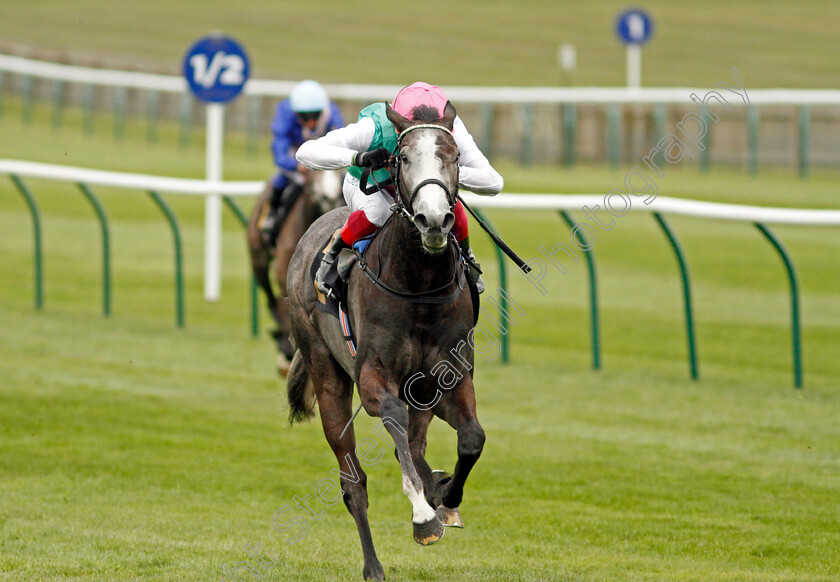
[409,105,443,123]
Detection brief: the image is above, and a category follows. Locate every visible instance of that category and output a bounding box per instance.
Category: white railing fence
[3,54,840,170]
[2,159,838,388]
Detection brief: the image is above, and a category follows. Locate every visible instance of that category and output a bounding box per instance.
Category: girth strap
[356,260,466,305]
[354,235,467,305]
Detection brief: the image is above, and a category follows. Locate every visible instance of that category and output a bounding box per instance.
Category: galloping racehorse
[286,102,484,581]
[247,170,344,373]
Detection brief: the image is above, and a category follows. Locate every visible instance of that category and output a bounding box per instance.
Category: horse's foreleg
[377,392,445,545]
[434,378,485,527]
[440,416,484,518]
[407,407,439,508]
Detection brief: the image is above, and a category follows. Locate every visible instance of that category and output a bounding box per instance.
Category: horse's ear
[442,101,457,130]
[386,103,411,133]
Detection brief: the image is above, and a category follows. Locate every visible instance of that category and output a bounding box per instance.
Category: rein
[395,123,532,275]
[354,215,467,305]
[354,122,466,305]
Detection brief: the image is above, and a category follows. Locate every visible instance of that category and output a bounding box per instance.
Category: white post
[626,44,641,89]
[557,43,577,85]
[204,103,224,302]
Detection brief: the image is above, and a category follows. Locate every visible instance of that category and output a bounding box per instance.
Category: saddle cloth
[309,230,373,357]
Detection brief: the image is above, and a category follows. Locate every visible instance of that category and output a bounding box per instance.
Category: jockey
[296,81,503,295]
[261,80,346,241]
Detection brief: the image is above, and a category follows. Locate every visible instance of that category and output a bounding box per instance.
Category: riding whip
[457,195,532,274]
[338,403,365,440]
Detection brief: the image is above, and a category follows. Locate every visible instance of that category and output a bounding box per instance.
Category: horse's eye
[400,154,409,164]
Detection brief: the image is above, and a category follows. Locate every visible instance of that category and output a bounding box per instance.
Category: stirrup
[260,213,277,243]
[464,260,484,294]
[315,257,336,297]
[316,276,333,297]
[468,270,485,294]
[474,275,485,294]
[318,284,334,299]
[315,274,331,297]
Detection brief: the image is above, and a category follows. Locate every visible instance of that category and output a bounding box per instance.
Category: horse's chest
[362,316,469,369]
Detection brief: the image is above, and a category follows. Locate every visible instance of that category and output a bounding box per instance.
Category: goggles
[297,110,322,122]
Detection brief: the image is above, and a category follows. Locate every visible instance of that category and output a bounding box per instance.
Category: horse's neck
[307,169,343,213]
[375,216,458,292]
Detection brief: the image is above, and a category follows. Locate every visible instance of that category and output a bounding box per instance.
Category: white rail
[459,193,840,226]
[3,160,839,226]
[3,54,840,105]
[0,159,261,196]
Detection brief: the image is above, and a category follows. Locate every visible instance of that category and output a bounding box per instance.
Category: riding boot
[459,237,485,294]
[270,182,304,243]
[260,184,285,244]
[315,234,350,296]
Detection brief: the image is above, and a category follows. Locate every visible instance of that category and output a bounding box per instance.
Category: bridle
[360,123,459,218]
[354,122,467,304]
[358,120,532,279]
[391,123,459,217]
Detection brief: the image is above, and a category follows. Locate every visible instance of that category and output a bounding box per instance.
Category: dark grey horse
[285,102,485,581]
[246,169,344,375]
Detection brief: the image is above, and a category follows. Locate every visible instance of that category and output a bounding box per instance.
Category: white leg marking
[402,474,436,524]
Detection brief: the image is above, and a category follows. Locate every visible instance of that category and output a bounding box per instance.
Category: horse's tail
[286,350,316,424]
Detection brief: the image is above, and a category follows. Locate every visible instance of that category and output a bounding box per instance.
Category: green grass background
[1,0,838,88]
[1,90,839,581]
[1,4,840,578]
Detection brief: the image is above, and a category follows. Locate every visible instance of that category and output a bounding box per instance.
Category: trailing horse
[246,169,344,374]
[286,102,484,581]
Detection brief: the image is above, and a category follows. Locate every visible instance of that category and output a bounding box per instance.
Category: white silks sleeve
[453,117,503,195]
[296,115,504,196]
[296,117,376,170]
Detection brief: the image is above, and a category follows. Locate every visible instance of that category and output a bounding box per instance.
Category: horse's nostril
[414,213,429,231]
[442,212,455,232]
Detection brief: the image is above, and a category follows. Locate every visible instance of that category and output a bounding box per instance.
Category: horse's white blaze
[402,474,436,524]
[310,169,344,211]
[409,132,450,228]
[319,169,343,201]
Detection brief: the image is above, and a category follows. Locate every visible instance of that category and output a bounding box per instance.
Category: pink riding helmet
[391,82,448,120]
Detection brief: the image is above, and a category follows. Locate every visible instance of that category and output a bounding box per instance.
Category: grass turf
[1,95,839,581]
[0,1,838,88]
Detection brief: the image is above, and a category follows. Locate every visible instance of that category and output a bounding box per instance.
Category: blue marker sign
[615,9,654,45]
[183,34,250,103]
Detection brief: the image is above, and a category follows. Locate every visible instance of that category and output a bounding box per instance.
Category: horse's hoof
[276,354,291,378]
[413,516,445,545]
[363,559,385,581]
[436,505,464,528]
